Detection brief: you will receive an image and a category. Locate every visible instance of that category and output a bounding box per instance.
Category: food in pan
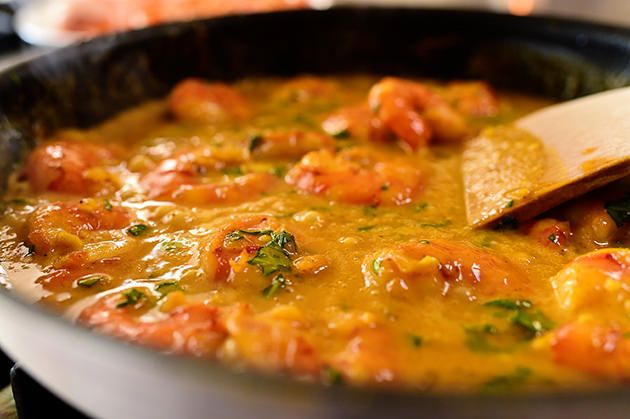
[1,75,628,392]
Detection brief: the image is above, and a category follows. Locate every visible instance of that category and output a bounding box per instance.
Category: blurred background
[1,0,630,50]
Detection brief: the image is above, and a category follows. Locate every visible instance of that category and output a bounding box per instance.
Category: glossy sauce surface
[1,75,629,392]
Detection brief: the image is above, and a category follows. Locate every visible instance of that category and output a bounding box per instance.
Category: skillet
[0,7,630,418]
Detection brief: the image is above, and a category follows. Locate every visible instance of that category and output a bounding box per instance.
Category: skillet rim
[1,5,630,413]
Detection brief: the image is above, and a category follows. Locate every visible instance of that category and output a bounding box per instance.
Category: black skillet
[0,7,629,419]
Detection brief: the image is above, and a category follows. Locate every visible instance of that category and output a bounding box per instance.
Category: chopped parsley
[324,367,344,385]
[116,288,146,308]
[604,195,630,227]
[548,233,559,244]
[380,184,389,191]
[262,274,286,298]
[247,230,297,276]
[103,200,113,211]
[484,299,533,310]
[413,202,428,212]
[221,166,244,176]
[155,281,182,297]
[511,309,554,338]
[127,224,149,237]
[408,334,423,348]
[77,274,106,288]
[372,259,382,274]
[226,229,274,242]
[483,298,553,339]
[464,325,508,353]
[270,166,286,178]
[419,220,451,228]
[330,128,350,139]
[357,225,376,232]
[505,200,514,209]
[493,215,519,231]
[248,134,263,152]
[483,367,531,393]
[160,241,183,253]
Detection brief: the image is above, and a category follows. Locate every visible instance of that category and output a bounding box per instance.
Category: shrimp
[285,147,424,206]
[331,317,401,385]
[272,76,336,104]
[248,130,334,160]
[27,199,132,256]
[363,239,528,299]
[221,304,321,377]
[564,200,620,248]
[443,81,500,117]
[200,216,297,283]
[321,104,389,141]
[168,78,251,123]
[368,77,470,149]
[23,140,119,194]
[549,249,630,380]
[551,248,630,314]
[525,218,572,248]
[79,291,227,357]
[551,321,630,381]
[139,148,277,205]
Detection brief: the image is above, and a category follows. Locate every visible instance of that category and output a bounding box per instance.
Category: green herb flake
[408,334,423,348]
[262,273,287,298]
[155,281,182,297]
[357,225,376,232]
[372,259,382,275]
[248,134,263,152]
[484,299,533,310]
[127,224,149,237]
[10,198,33,206]
[270,166,286,178]
[225,229,274,242]
[505,200,514,209]
[419,220,452,228]
[222,166,244,176]
[464,325,507,353]
[77,275,106,288]
[160,241,183,253]
[363,205,378,216]
[331,128,350,139]
[419,239,431,245]
[324,367,344,385]
[604,195,630,227]
[413,202,428,212]
[380,184,389,191]
[116,288,146,308]
[103,200,113,211]
[483,367,531,393]
[493,215,519,231]
[548,233,558,244]
[248,231,297,276]
[511,309,554,338]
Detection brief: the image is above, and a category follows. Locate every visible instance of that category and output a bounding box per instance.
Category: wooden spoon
[462,86,630,228]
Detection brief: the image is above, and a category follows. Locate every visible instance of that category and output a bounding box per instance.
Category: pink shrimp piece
[549,249,630,380]
[27,200,132,256]
[364,239,528,299]
[221,304,321,377]
[24,140,119,194]
[249,130,334,160]
[551,321,630,381]
[80,292,227,357]
[168,78,251,123]
[201,216,293,282]
[140,151,277,205]
[368,77,470,150]
[444,81,500,117]
[525,218,572,248]
[322,104,390,141]
[285,148,423,206]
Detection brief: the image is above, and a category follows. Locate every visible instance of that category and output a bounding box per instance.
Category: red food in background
[63,0,307,35]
